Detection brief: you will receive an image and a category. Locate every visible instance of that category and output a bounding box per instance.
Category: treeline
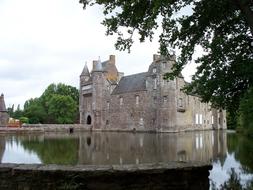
[8,83,79,124]
[227,87,253,135]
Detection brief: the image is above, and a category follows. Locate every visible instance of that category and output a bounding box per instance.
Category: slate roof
[81,64,90,76]
[112,72,147,95]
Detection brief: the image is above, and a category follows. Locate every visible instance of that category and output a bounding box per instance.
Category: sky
[0,0,197,109]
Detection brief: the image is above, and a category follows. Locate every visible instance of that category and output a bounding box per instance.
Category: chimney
[109,55,115,64]
[153,54,160,62]
[92,60,98,70]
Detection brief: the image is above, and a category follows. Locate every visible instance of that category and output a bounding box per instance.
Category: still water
[0,130,252,189]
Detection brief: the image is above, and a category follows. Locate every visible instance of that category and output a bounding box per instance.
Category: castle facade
[79,55,226,132]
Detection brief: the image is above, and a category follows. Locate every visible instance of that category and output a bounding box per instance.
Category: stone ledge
[0,162,212,189]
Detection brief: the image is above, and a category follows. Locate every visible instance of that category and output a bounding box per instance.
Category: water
[0,130,252,189]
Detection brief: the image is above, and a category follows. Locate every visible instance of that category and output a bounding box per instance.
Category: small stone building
[79,55,226,132]
[0,94,9,127]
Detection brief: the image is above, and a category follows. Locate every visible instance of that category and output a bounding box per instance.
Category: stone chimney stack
[153,54,160,62]
[109,55,115,64]
[92,60,98,71]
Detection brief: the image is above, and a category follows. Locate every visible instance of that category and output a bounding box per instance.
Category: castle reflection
[0,131,226,165]
[77,131,227,165]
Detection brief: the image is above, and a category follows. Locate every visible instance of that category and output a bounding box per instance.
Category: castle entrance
[86,115,92,125]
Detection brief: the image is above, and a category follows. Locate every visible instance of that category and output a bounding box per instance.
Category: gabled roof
[112,72,147,95]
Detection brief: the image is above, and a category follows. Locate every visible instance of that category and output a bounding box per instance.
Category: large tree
[23,83,79,124]
[79,0,253,116]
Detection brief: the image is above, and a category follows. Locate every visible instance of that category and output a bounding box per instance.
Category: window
[136,95,139,105]
[152,67,156,73]
[199,114,203,124]
[178,98,183,107]
[154,78,157,89]
[107,101,110,109]
[211,116,214,124]
[195,114,199,124]
[163,96,168,103]
[120,97,123,105]
[153,96,157,103]
[162,62,166,68]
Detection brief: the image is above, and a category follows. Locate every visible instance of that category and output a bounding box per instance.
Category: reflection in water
[77,131,227,165]
[0,131,226,165]
[0,130,252,188]
[0,137,5,163]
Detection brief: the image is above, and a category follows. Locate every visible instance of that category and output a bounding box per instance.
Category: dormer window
[152,67,156,73]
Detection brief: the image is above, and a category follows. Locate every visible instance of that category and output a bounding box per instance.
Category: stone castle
[0,94,9,127]
[79,54,226,132]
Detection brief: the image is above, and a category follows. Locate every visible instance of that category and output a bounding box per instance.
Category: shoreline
[0,124,226,134]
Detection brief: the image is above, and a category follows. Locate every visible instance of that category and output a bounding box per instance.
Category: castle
[0,94,9,127]
[79,54,226,132]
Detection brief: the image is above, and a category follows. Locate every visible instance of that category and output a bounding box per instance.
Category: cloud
[0,0,195,109]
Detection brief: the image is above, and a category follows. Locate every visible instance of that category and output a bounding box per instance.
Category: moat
[0,130,252,189]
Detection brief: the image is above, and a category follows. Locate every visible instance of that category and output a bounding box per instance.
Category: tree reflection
[227,133,253,172]
[21,137,79,165]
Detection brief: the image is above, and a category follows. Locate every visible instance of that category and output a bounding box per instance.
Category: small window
[107,101,110,109]
[163,96,168,103]
[178,98,183,107]
[120,97,123,105]
[136,95,139,105]
[199,114,203,124]
[152,67,156,73]
[195,114,199,124]
[162,62,166,68]
[106,120,109,125]
[211,116,214,124]
[153,96,157,103]
[154,78,157,89]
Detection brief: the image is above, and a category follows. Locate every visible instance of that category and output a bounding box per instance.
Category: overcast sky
[0,0,197,109]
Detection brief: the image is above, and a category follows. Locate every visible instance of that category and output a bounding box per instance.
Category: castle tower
[148,54,177,130]
[0,94,9,127]
[79,63,92,124]
[91,59,107,128]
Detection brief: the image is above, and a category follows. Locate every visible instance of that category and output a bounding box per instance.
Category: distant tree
[48,94,77,124]
[23,83,79,124]
[24,98,47,124]
[7,104,14,117]
[13,104,23,119]
[79,0,253,117]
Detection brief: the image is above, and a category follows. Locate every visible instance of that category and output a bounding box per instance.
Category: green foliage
[48,95,77,124]
[23,83,79,124]
[19,117,29,124]
[238,87,253,135]
[227,133,253,173]
[79,0,253,116]
[24,98,47,124]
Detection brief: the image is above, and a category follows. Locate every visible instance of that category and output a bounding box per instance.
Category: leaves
[23,83,79,124]
[79,0,253,115]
